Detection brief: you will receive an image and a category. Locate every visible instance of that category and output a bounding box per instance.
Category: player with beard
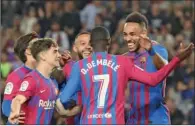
[56,26,194,124]
[123,12,172,124]
[60,31,92,124]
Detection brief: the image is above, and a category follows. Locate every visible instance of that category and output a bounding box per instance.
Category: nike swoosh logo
[40,90,45,93]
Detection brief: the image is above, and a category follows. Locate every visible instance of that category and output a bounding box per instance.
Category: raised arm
[125,56,180,86]
[149,44,168,69]
[125,42,194,86]
[139,36,168,69]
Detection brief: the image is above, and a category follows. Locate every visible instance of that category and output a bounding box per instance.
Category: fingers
[179,42,184,49]
[185,43,194,51]
[19,111,25,116]
[139,34,149,40]
[61,50,72,60]
[9,117,18,124]
[18,116,25,120]
[64,50,71,54]
[18,120,25,124]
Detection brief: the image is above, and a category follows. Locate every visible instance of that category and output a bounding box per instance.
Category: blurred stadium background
[0,0,194,125]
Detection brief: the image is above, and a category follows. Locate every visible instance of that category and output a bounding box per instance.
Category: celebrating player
[123,12,170,124]
[2,32,38,124]
[8,38,80,124]
[56,26,194,124]
[62,31,92,125]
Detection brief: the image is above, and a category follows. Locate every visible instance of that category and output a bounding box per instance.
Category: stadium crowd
[1,0,194,125]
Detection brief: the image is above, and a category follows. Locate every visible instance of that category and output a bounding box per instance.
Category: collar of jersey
[23,64,33,71]
[34,69,50,80]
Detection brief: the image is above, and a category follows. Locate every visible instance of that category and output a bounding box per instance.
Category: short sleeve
[153,44,168,61]
[17,76,36,99]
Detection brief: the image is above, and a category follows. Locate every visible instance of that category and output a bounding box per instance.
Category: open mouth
[128,43,135,49]
[83,51,91,56]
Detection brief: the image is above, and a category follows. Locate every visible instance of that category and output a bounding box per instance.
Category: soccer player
[2,32,38,123]
[123,12,170,124]
[56,26,194,124]
[62,31,92,125]
[8,38,79,124]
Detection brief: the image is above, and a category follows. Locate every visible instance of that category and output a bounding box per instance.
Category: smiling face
[73,34,93,59]
[123,22,147,52]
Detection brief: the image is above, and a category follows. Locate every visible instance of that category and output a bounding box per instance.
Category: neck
[36,62,53,78]
[136,47,145,53]
[24,61,35,69]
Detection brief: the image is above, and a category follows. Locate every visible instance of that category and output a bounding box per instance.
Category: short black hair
[90,26,111,51]
[90,26,110,42]
[126,12,148,29]
[14,31,38,63]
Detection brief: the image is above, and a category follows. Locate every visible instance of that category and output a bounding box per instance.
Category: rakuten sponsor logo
[39,100,55,109]
[87,113,112,119]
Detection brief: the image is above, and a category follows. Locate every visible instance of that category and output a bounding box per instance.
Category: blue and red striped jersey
[2,65,32,117]
[62,60,82,125]
[126,42,170,124]
[59,52,180,124]
[17,70,59,124]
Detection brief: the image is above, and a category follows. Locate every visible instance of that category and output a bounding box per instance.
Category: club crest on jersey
[20,81,29,91]
[4,82,13,94]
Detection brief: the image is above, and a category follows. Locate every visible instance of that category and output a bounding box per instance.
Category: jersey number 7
[93,74,110,108]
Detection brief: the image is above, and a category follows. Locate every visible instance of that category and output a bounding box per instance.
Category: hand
[8,111,20,124]
[63,99,76,110]
[176,43,194,61]
[59,50,72,67]
[18,111,26,124]
[139,34,152,51]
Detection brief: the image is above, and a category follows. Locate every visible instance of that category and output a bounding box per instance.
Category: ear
[39,51,46,61]
[73,45,78,53]
[25,48,31,55]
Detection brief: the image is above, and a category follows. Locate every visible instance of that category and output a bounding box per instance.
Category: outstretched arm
[126,42,194,86]
[56,63,81,116]
[126,56,180,86]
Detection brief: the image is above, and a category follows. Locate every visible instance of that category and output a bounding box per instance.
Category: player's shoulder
[23,70,37,81]
[6,65,24,81]
[66,60,76,66]
[109,54,131,62]
[63,60,75,70]
[152,40,166,49]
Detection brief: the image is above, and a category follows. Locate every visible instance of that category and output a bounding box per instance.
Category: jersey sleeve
[63,61,73,79]
[59,62,81,104]
[124,56,180,86]
[3,75,20,98]
[153,44,168,61]
[17,76,36,99]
